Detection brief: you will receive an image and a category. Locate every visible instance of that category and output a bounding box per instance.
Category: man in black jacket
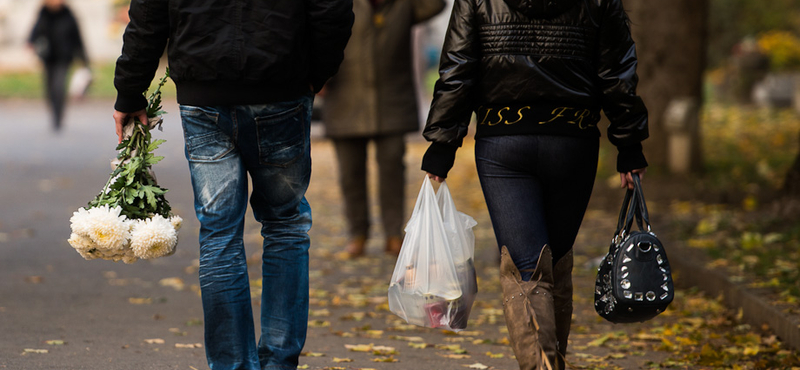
[112,1,353,369]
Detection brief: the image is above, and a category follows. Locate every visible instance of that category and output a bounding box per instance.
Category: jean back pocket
[255,103,308,167]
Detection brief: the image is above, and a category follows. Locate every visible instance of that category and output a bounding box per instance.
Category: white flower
[69,205,130,251]
[169,215,183,231]
[67,232,94,251]
[130,215,177,259]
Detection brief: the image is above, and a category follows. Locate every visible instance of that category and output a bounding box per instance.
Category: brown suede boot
[385,236,402,256]
[500,246,559,370]
[345,236,367,258]
[552,249,574,370]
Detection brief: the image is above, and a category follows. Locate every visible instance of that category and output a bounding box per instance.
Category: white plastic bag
[388,177,478,331]
[68,67,93,99]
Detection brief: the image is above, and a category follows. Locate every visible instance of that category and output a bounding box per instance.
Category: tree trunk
[784,131,800,198]
[625,0,709,172]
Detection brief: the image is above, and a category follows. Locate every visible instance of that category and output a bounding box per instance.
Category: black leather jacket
[114,0,353,112]
[422,0,649,177]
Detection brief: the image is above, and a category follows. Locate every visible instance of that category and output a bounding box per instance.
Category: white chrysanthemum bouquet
[68,72,182,264]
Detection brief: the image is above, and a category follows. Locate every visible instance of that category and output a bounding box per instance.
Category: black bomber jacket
[422,0,649,177]
[114,0,354,112]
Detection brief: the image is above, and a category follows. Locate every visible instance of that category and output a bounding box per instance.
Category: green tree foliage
[708,0,800,68]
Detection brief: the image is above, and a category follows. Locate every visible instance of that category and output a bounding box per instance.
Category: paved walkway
[0,99,796,369]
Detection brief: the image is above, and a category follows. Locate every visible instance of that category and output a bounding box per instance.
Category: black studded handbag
[594,173,673,323]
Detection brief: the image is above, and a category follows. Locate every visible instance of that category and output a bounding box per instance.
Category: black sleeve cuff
[114,91,148,113]
[421,142,459,179]
[616,142,648,173]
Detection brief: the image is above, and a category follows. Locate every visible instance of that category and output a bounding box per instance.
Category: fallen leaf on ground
[23,349,48,354]
[45,340,65,346]
[390,335,425,342]
[159,277,186,291]
[372,345,397,355]
[345,344,373,352]
[301,352,326,357]
[25,276,43,284]
[129,297,153,305]
[463,363,489,369]
[143,339,165,344]
[175,343,203,349]
[371,356,398,363]
[332,358,353,363]
[169,328,187,336]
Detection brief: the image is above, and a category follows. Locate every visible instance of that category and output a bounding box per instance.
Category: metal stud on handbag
[594,173,673,323]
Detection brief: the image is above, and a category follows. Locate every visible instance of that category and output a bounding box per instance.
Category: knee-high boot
[552,250,574,370]
[500,245,559,370]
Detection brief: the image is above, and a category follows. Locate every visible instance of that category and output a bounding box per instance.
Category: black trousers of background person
[332,134,406,241]
[44,60,71,131]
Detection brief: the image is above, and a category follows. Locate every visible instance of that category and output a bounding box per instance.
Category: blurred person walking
[28,0,89,131]
[421,0,649,368]
[112,1,353,369]
[322,0,446,258]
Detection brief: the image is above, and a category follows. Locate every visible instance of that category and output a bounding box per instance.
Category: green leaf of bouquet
[124,190,136,205]
[147,156,165,166]
[147,139,166,152]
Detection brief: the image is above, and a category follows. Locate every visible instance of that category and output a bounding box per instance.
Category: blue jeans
[180,93,313,370]
[475,135,598,281]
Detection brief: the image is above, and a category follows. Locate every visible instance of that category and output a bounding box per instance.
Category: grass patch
[0,62,175,99]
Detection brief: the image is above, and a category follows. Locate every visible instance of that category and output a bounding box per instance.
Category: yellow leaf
[297,365,309,369]
[175,343,203,349]
[372,345,397,355]
[463,363,489,369]
[392,335,425,342]
[364,330,384,338]
[129,297,152,305]
[485,351,504,358]
[371,356,398,363]
[345,344,373,352]
[408,342,430,349]
[458,330,484,336]
[332,357,353,363]
[143,338,165,344]
[301,352,326,357]
[587,333,613,347]
[45,340,65,346]
[23,349,48,354]
[310,309,330,317]
[159,277,185,291]
[743,345,760,356]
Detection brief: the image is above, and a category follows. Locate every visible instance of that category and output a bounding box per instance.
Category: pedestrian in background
[322,0,446,258]
[112,1,353,369]
[422,0,649,368]
[28,0,88,131]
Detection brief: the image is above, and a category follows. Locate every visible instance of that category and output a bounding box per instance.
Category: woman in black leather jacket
[421,0,648,368]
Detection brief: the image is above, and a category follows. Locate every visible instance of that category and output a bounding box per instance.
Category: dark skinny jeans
[475,135,598,281]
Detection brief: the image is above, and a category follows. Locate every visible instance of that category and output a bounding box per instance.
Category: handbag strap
[615,174,652,240]
[615,188,639,238]
[631,173,652,231]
